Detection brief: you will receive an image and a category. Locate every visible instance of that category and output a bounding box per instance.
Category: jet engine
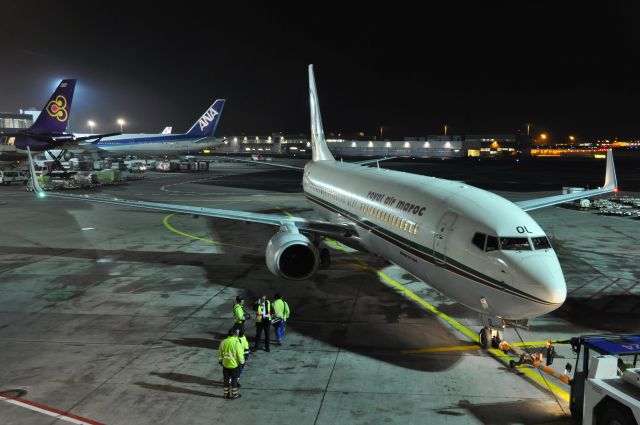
[265,227,319,281]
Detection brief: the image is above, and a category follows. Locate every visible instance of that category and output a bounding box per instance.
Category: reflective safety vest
[233,303,245,323]
[217,336,245,369]
[238,335,249,355]
[273,299,290,320]
[256,300,271,323]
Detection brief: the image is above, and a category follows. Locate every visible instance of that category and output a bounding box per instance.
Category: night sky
[3,2,640,142]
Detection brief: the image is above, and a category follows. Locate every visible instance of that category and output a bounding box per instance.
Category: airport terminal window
[472,232,486,250]
[532,236,552,250]
[485,235,499,252]
[500,237,531,251]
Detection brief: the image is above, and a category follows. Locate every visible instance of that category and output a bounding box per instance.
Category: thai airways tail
[29,79,77,134]
[185,99,225,137]
[308,65,334,162]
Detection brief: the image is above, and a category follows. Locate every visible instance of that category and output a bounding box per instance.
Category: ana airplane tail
[161,126,172,134]
[29,79,77,134]
[308,65,334,162]
[185,99,225,137]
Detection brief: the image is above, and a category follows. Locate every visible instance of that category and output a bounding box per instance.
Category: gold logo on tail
[46,95,69,122]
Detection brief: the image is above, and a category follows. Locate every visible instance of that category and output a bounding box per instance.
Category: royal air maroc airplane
[27,65,618,349]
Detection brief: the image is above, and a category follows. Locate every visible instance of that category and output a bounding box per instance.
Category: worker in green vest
[233,296,249,333]
[217,327,245,399]
[272,293,291,344]
[252,294,272,352]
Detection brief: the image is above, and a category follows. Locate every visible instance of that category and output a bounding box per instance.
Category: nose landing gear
[478,314,529,350]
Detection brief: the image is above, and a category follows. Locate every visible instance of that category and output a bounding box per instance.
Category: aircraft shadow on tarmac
[437,399,570,425]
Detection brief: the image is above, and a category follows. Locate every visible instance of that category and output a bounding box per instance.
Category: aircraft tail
[30,79,77,134]
[161,126,172,134]
[603,149,618,191]
[185,99,225,137]
[308,65,334,162]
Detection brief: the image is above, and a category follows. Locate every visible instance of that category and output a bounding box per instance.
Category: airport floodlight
[569,135,575,142]
[540,133,548,140]
[87,120,95,134]
[117,118,126,132]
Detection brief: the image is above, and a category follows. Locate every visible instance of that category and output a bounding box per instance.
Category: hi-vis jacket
[233,303,245,323]
[255,300,272,323]
[273,299,290,320]
[217,336,245,369]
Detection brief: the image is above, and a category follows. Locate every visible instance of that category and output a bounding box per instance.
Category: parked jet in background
[81,99,225,157]
[0,79,117,162]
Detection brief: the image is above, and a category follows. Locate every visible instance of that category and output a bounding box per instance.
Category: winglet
[308,65,334,162]
[603,149,617,191]
[26,147,45,197]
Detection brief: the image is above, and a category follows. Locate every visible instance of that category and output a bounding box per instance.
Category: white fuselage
[92,134,221,156]
[303,161,567,320]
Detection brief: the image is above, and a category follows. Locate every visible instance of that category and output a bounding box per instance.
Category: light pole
[526,122,531,136]
[87,120,95,134]
[379,126,384,140]
[444,124,448,136]
[117,118,125,133]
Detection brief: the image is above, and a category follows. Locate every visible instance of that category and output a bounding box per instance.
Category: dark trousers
[253,320,270,350]
[223,366,239,388]
[234,321,245,334]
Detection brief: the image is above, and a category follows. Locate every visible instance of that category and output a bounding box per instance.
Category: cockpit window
[532,236,552,250]
[500,237,531,251]
[472,233,486,250]
[485,235,499,252]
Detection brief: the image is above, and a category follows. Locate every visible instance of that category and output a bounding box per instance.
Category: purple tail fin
[30,79,77,134]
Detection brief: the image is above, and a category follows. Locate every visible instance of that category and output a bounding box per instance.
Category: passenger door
[433,211,458,266]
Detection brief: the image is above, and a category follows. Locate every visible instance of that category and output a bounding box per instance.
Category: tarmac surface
[0,156,638,425]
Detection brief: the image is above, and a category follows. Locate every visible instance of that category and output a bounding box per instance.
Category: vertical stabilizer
[30,79,76,134]
[308,65,334,162]
[603,149,617,190]
[186,99,225,137]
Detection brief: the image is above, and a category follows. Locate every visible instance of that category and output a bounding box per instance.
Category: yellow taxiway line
[162,213,258,251]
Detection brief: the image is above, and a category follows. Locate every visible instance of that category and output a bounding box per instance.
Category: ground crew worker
[252,294,272,352]
[217,327,245,399]
[272,293,291,344]
[233,296,249,333]
[236,327,250,387]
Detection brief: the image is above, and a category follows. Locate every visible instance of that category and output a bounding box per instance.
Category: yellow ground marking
[162,214,258,251]
[273,205,293,217]
[325,237,570,403]
[401,345,479,354]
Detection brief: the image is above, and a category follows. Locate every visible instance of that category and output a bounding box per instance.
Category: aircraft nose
[516,254,567,306]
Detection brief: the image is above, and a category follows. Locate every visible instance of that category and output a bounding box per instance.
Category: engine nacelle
[265,228,319,280]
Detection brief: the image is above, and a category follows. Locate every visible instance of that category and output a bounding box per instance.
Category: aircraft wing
[515,149,617,212]
[219,155,397,171]
[351,156,397,166]
[26,147,354,239]
[221,156,305,170]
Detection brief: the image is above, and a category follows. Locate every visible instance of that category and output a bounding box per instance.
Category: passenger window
[532,236,552,250]
[472,233,486,250]
[408,223,414,233]
[500,237,531,251]
[485,235,499,252]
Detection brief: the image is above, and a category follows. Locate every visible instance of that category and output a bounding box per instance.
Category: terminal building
[0,109,40,133]
[218,133,532,158]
